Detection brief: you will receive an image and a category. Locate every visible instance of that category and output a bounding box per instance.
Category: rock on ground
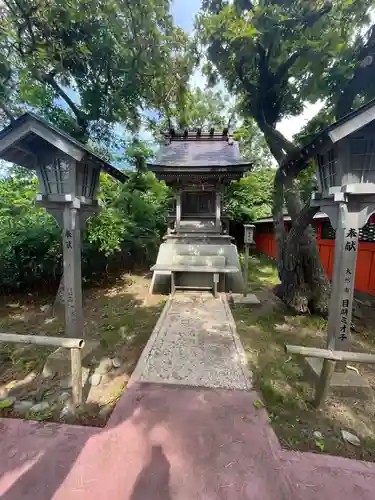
[341,430,361,447]
[57,392,71,404]
[111,358,121,369]
[60,402,75,419]
[98,405,113,419]
[95,357,113,375]
[30,401,50,413]
[90,374,102,387]
[14,400,34,414]
[313,431,323,440]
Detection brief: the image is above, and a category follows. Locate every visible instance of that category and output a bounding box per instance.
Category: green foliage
[0,399,14,409]
[87,171,170,262]
[225,168,275,222]
[197,0,375,161]
[0,176,62,289]
[151,87,234,132]
[0,167,170,291]
[0,0,194,143]
[297,163,317,204]
[121,139,154,173]
[234,120,273,168]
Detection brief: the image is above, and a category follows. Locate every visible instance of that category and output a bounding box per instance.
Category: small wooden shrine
[148,128,251,295]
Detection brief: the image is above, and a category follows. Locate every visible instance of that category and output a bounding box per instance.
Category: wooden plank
[243,243,249,296]
[355,248,372,293]
[0,333,84,349]
[285,344,375,363]
[151,265,238,273]
[213,273,219,298]
[175,286,212,290]
[71,348,83,408]
[313,359,336,408]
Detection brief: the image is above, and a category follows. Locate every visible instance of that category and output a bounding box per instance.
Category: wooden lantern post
[280,99,375,406]
[243,224,255,297]
[0,113,128,341]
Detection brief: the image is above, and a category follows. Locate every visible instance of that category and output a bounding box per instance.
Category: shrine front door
[181,191,215,217]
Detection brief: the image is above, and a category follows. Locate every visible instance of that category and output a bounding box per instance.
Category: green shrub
[0,171,170,291]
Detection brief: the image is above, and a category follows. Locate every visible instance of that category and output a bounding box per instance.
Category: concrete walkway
[1,293,375,499]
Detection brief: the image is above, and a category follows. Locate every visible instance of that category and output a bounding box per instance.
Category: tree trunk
[272,167,331,314]
[264,128,330,315]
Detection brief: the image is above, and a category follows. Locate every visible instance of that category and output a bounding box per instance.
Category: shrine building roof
[148,129,252,169]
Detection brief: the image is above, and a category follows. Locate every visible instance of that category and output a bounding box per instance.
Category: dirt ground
[232,254,375,462]
[0,273,165,426]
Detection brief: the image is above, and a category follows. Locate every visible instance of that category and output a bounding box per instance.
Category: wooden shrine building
[148,128,251,295]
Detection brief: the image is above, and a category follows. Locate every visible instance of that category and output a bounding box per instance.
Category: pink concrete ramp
[1,382,375,500]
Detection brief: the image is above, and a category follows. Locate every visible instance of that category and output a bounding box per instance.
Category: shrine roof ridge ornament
[161,127,232,142]
[0,112,128,183]
[281,97,375,175]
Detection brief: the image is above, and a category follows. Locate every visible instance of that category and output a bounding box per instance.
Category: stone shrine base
[150,231,244,295]
[231,293,261,306]
[303,357,373,400]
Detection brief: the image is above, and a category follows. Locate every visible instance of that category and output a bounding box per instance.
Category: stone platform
[231,293,261,306]
[150,232,244,295]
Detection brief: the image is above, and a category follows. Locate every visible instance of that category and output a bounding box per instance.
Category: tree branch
[274,47,309,84]
[0,103,16,122]
[6,0,38,56]
[286,204,319,249]
[301,1,332,28]
[235,57,257,95]
[41,73,88,127]
[258,118,296,159]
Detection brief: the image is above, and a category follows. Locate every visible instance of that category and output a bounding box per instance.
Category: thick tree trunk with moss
[260,125,331,315]
[272,170,331,313]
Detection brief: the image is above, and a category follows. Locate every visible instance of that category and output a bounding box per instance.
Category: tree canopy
[197,0,375,162]
[0,0,194,144]
[197,0,375,314]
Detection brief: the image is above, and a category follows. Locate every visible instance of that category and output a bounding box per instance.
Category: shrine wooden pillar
[215,191,221,232]
[175,190,181,231]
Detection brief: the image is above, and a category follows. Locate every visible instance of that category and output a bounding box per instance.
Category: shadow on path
[130,445,171,500]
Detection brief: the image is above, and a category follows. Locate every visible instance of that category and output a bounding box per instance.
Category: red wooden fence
[255,220,375,296]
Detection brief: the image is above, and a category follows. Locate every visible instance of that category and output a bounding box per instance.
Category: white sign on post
[244,224,255,245]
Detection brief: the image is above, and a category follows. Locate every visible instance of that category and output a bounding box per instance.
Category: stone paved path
[133,293,252,390]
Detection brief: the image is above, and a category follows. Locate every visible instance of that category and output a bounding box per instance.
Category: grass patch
[241,253,279,290]
[0,273,164,426]
[234,256,375,461]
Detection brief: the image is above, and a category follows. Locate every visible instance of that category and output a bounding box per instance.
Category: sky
[170,0,323,141]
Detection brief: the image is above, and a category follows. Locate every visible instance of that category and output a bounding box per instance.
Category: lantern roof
[149,128,251,170]
[282,97,375,175]
[0,112,128,183]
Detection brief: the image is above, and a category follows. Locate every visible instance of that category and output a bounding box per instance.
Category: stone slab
[303,357,373,399]
[231,293,261,306]
[132,293,252,390]
[42,340,99,378]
